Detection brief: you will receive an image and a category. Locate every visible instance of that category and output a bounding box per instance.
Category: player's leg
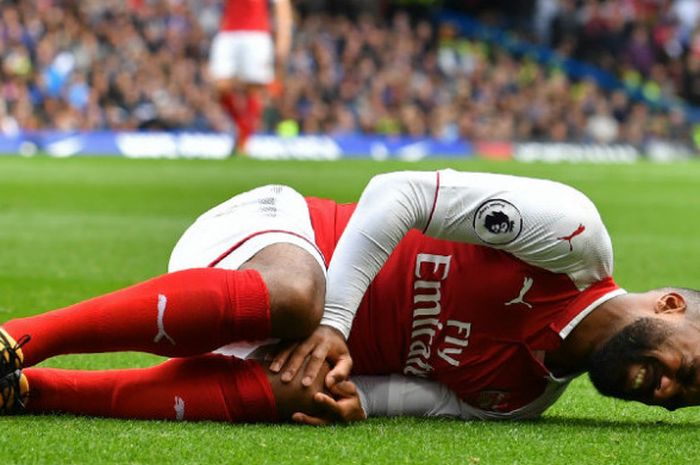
[215,79,246,139]
[1,267,274,366]
[12,354,329,422]
[236,32,275,153]
[210,32,246,142]
[236,83,264,153]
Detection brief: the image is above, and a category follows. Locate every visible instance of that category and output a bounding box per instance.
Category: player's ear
[654,293,687,315]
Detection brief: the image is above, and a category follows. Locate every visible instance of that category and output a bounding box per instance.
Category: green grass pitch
[1,156,700,464]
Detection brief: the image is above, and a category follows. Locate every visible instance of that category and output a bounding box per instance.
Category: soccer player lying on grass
[1,170,699,423]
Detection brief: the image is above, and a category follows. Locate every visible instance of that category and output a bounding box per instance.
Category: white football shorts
[208,31,274,84]
[169,184,325,273]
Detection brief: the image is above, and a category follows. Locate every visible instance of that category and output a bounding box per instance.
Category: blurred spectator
[625,25,655,77]
[531,0,700,113]
[0,100,20,136]
[586,98,620,143]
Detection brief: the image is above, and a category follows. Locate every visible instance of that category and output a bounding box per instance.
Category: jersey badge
[505,277,534,309]
[473,199,523,245]
[557,224,586,251]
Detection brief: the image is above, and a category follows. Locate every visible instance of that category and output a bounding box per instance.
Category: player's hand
[291,380,366,426]
[269,325,352,388]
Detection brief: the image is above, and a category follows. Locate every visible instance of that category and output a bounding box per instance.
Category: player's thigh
[238,32,274,85]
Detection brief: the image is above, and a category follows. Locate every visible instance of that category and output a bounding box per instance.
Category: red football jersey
[306,170,623,413]
[220,0,271,32]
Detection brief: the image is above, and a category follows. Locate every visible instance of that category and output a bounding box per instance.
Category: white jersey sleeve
[352,374,571,420]
[322,169,614,338]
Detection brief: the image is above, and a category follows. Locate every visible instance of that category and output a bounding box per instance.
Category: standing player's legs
[210,32,246,150]
[236,32,274,151]
[210,31,274,153]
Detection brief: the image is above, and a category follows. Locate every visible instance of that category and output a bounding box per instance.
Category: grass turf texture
[1,156,699,464]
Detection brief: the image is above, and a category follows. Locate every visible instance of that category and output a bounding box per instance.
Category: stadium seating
[0,0,695,150]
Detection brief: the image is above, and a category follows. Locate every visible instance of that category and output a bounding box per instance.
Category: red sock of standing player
[244,92,262,139]
[24,355,277,422]
[232,91,261,152]
[3,268,270,366]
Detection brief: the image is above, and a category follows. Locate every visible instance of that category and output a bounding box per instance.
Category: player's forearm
[321,171,438,338]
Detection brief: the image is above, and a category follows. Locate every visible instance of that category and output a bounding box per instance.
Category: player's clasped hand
[269,325,353,389]
[291,381,366,426]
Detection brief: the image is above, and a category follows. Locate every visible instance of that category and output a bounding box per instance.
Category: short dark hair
[588,317,672,400]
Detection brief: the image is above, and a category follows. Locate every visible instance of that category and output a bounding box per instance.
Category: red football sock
[3,268,270,366]
[244,92,262,133]
[24,355,278,422]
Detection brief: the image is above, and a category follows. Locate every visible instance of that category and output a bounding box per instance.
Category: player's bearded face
[589,317,700,410]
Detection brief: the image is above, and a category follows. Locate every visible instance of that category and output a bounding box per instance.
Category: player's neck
[547,294,644,376]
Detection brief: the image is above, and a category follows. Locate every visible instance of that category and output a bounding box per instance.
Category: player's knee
[243,244,325,339]
[270,274,323,339]
[243,82,265,94]
[267,360,330,421]
[213,79,235,96]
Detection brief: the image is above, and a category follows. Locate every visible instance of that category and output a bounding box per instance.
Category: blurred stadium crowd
[537,0,700,106]
[0,0,698,147]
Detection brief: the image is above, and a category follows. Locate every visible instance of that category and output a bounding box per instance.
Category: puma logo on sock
[154,294,175,345]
